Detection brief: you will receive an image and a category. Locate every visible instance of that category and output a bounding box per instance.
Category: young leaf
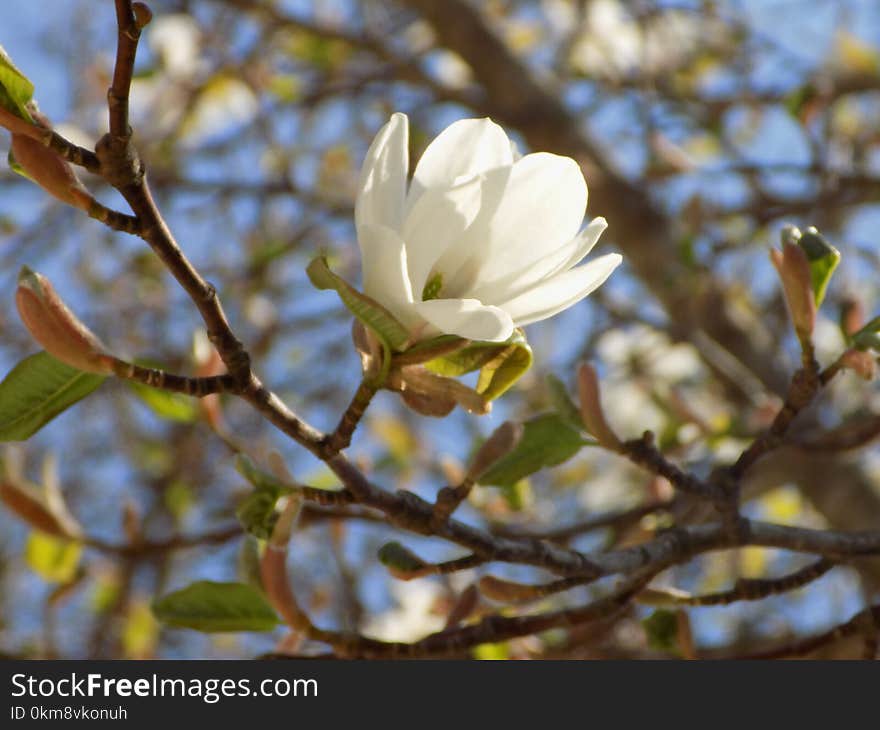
[307,256,410,352]
[236,490,282,540]
[25,530,82,583]
[234,454,293,539]
[377,541,428,580]
[475,331,533,400]
[127,381,198,422]
[0,351,105,442]
[851,315,880,352]
[424,341,503,377]
[152,581,280,633]
[0,45,34,122]
[642,609,680,654]
[234,453,291,495]
[477,413,584,488]
[796,227,840,307]
[545,373,584,430]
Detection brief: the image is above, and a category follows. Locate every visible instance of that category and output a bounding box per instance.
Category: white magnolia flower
[355,113,621,343]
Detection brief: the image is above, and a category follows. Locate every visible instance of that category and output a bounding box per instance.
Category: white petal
[357,223,420,329]
[415,298,514,342]
[355,113,409,232]
[432,166,511,296]
[401,175,483,297]
[471,217,608,304]
[553,217,608,272]
[438,152,588,296]
[409,118,512,205]
[496,253,622,327]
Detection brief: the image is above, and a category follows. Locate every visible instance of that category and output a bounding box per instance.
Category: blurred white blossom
[129,15,257,145]
[569,0,731,79]
[363,580,445,642]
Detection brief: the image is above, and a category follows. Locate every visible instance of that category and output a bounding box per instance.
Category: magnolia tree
[0,0,879,659]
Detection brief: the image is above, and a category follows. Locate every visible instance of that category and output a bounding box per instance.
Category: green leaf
[234,455,293,538]
[425,330,533,401]
[851,315,880,351]
[128,381,198,422]
[152,581,280,633]
[475,331,533,400]
[783,83,817,121]
[8,147,30,180]
[478,413,584,488]
[0,45,34,122]
[377,541,427,577]
[797,228,840,307]
[234,454,291,495]
[545,374,584,430]
[425,342,502,377]
[236,490,282,540]
[307,256,410,352]
[0,351,105,441]
[25,531,81,583]
[642,609,680,654]
[500,479,532,512]
[473,642,509,660]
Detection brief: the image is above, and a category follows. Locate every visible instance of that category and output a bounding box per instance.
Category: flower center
[421,272,444,301]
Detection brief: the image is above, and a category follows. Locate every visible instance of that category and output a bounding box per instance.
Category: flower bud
[16,267,114,374]
[391,366,490,416]
[377,541,428,580]
[478,575,541,603]
[444,584,480,629]
[133,2,153,28]
[11,134,91,210]
[577,362,622,450]
[10,112,92,210]
[466,421,523,482]
[770,242,816,339]
[840,298,865,337]
[0,480,80,538]
[840,349,877,381]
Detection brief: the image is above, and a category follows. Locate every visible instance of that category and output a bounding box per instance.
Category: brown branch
[638,558,836,607]
[85,525,242,556]
[621,431,724,501]
[492,499,676,543]
[112,361,240,397]
[321,379,379,457]
[728,604,880,660]
[109,1,150,138]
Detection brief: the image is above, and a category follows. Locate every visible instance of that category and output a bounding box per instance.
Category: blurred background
[0,0,878,659]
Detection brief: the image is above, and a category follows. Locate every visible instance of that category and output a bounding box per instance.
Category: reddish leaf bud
[770,242,816,339]
[577,362,622,451]
[16,267,114,375]
[10,133,92,210]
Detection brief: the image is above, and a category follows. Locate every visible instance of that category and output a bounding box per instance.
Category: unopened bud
[478,575,541,603]
[10,131,92,210]
[466,421,523,482]
[840,298,865,337]
[393,366,490,417]
[444,584,480,629]
[377,541,428,580]
[840,349,877,381]
[577,362,621,450]
[16,267,114,374]
[0,479,82,539]
[133,2,153,28]
[770,243,816,339]
[797,226,840,307]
